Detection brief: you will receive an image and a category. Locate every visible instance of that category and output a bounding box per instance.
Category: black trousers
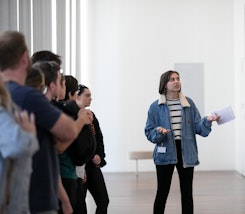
[84,166,109,214]
[153,141,194,214]
[74,178,87,214]
[59,178,87,214]
[58,178,77,214]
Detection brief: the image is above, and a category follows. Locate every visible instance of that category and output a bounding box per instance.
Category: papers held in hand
[211,105,235,125]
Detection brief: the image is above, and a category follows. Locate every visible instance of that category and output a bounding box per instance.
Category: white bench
[129,151,153,176]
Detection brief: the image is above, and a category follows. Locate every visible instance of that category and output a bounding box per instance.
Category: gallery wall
[1,0,245,173]
[86,0,236,172]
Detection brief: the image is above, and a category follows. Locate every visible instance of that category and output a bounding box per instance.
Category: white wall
[86,0,236,172]
[1,0,244,173]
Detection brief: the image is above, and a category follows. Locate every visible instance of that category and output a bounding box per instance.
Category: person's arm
[91,113,107,167]
[52,109,93,153]
[58,175,73,214]
[145,102,168,144]
[25,91,92,153]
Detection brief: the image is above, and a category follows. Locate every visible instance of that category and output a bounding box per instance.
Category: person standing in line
[25,67,46,92]
[60,75,88,214]
[31,50,64,100]
[0,76,39,213]
[31,51,66,103]
[27,61,73,213]
[145,70,220,214]
[0,31,93,214]
[31,52,82,214]
[76,84,109,214]
[31,50,62,66]
[32,61,76,214]
[32,61,61,102]
[25,65,65,99]
[55,73,75,214]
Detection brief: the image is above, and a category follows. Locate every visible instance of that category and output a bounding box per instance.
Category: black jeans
[84,166,109,214]
[59,178,88,214]
[74,178,87,214]
[154,141,194,214]
[58,178,77,214]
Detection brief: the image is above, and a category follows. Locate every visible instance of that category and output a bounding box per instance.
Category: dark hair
[77,84,88,96]
[0,31,27,71]
[159,70,180,95]
[33,61,60,87]
[31,50,62,65]
[64,75,78,101]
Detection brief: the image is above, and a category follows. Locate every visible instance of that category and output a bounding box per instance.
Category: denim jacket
[145,93,213,168]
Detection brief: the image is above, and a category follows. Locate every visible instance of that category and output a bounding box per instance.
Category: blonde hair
[0,76,11,111]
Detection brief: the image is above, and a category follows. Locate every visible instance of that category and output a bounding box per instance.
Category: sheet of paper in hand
[211,105,235,125]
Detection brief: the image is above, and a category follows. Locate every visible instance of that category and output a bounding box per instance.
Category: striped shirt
[166,98,182,140]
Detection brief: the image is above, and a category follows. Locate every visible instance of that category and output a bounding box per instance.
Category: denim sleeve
[196,117,212,137]
[145,103,168,144]
[190,100,212,137]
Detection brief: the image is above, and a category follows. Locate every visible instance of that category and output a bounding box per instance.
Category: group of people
[0,30,109,214]
[0,30,220,214]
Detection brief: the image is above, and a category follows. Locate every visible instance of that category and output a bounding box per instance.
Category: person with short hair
[0,30,93,214]
[57,75,87,214]
[25,67,45,92]
[31,50,62,66]
[31,53,78,214]
[0,76,38,213]
[32,61,61,101]
[145,70,220,214]
[33,60,75,214]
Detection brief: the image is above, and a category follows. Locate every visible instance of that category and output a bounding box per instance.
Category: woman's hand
[92,154,101,167]
[157,127,171,134]
[207,113,221,122]
[14,110,36,135]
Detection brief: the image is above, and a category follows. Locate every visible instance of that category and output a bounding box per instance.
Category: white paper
[211,105,235,125]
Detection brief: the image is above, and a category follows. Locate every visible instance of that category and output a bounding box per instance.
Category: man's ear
[20,50,29,66]
[68,91,72,100]
[49,81,56,91]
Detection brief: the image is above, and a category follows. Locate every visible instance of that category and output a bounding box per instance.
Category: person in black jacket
[76,84,109,214]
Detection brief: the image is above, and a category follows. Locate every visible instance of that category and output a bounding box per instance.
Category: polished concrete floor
[86,171,245,214]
